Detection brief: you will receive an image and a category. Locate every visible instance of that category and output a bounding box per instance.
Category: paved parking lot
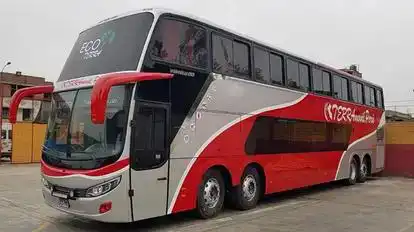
[2,162,414,232]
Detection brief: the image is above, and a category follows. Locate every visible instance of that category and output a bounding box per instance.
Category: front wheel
[196,169,225,219]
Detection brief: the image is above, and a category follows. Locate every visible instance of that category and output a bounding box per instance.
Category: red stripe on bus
[41,158,129,177]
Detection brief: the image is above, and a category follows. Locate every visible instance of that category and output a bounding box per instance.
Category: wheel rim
[242,174,257,202]
[361,161,368,179]
[350,161,357,180]
[203,178,220,208]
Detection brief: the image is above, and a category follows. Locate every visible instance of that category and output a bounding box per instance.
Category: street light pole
[0,61,11,162]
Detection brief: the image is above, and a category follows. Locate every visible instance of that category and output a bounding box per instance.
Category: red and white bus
[9,8,385,223]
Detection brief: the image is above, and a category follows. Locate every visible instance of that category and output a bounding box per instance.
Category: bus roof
[82,7,382,89]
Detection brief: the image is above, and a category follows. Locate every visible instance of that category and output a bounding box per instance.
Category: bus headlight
[41,176,51,189]
[86,176,121,197]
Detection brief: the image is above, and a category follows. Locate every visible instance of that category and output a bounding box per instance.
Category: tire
[196,169,225,219]
[231,166,261,210]
[357,158,369,183]
[345,157,358,185]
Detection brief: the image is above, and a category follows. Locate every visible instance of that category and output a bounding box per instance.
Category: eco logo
[79,30,116,60]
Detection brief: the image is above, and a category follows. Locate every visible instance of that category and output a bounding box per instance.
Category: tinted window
[312,68,323,94]
[233,41,250,77]
[254,48,270,82]
[287,59,299,88]
[151,18,207,68]
[245,117,352,154]
[376,89,384,108]
[59,13,154,81]
[132,106,167,170]
[322,71,331,95]
[333,76,342,99]
[341,77,348,100]
[364,86,376,107]
[212,35,233,74]
[270,54,283,85]
[299,63,310,91]
[333,75,348,101]
[351,81,363,104]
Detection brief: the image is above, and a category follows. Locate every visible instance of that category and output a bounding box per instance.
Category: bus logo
[324,103,375,124]
[79,30,116,60]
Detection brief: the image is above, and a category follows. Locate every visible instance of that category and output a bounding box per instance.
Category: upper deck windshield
[42,85,131,170]
[58,12,154,81]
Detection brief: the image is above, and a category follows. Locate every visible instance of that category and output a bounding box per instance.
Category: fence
[11,122,47,164]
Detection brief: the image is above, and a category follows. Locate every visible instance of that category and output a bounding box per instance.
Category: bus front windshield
[42,86,131,170]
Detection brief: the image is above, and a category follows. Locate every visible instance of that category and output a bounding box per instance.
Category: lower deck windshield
[42,85,131,170]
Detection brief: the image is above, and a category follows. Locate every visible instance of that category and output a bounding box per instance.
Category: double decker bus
[9,8,385,223]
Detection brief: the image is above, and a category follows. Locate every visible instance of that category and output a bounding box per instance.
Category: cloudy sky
[1,0,413,111]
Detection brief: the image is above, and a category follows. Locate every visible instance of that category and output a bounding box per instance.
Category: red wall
[383,122,414,177]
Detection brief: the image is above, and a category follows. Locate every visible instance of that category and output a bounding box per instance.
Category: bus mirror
[9,85,54,123]
[91,72,173,124]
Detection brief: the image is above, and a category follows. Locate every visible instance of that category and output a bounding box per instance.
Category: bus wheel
[232,166,261,210]
[196,169,225,219]
[357,157,369,183]
[345,157,358,185]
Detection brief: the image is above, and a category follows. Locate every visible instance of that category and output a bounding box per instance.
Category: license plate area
[57,198,70,209]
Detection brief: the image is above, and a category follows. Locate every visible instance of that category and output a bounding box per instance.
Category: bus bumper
[41,183,131,223]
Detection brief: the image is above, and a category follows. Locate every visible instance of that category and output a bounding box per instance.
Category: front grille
[51,184,86,198]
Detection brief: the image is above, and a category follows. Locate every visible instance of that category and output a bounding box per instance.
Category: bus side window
[286,59,299,88]
[376,89,384,108]
[150,18,208,69]
[212,34,251,78]
[253,47,270,83]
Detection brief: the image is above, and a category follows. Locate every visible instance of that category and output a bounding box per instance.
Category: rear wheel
[231,166,261,210]
[358,158,369,183]
[196,169,225,219]
[345,157,358,185]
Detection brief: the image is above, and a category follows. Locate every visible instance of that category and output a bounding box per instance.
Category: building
[385,110,412,122]
[0,71,52,154]
[340,64,363,78]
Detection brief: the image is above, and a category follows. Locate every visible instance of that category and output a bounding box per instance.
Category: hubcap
[203,178,220,208]
[242,174,257,201]
[350,162,357,180]
[361,162,368,178]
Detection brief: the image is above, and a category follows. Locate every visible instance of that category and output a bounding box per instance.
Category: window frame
[298,62,310,91]
[333,75,349,101]
[286,58,300,90]
[375,88,384,109]
[350,80,364,105]
[253,45,271,84]
[149,15,210,72]
[364,85,377,107]
[211,31,252,79]
[269,52,285,86]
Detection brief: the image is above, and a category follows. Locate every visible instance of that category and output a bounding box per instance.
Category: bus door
[129,100,170,221]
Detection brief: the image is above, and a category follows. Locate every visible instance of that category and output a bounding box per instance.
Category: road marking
[174,200,312,232]
[240,200,307,216]
[32,222,50,232]
[215,216,233,222]
[397,223,414,232]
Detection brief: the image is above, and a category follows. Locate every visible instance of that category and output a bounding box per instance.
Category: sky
[1,0,414,112]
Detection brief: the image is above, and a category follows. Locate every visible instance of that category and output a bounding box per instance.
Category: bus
[8,8,385,223]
